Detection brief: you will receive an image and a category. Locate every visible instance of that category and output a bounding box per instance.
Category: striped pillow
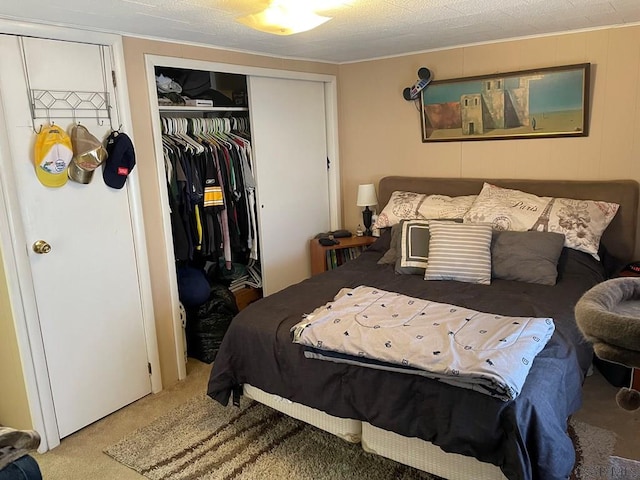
[424,221,493,285]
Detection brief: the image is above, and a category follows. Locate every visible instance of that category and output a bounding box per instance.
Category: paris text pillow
[463,183,619,259]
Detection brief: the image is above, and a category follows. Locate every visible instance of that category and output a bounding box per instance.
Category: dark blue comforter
[208,235,602,480]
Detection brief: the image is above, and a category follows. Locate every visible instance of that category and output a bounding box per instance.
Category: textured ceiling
[1,0,639,63]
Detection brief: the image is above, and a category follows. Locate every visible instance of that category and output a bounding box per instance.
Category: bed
[208,176,639,480]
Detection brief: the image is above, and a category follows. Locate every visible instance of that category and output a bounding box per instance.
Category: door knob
[32,240,51,254]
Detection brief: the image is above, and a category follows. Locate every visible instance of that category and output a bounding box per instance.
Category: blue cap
[103,132,136,189]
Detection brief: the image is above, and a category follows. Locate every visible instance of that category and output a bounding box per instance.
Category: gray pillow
[424,222,493,284]
[491,230,565,285]
[395,220,431,275]
[377,223,402,265]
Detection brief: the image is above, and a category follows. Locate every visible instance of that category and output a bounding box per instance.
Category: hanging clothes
[161,115,261,289]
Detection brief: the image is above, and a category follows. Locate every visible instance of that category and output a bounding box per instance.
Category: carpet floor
[105,393,617,480]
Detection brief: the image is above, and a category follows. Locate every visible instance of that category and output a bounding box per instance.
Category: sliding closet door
[248,77,330,296]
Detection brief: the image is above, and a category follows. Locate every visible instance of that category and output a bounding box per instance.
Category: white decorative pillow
[418,194,477,220]
[424,221,493,285]
[463,183,619,259]
[374,192,476,229]
[373,191,426,229]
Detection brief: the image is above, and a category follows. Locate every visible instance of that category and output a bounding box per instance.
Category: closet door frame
[145,55,341,380]
[0,19,161,451]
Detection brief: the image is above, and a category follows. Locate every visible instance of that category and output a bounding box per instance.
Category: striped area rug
[105,394,614,480]
[105,395,438,480]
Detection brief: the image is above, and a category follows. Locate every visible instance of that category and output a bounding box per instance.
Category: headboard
[378,176,639,263]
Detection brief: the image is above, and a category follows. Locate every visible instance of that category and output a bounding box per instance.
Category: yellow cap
[34,125,73,188]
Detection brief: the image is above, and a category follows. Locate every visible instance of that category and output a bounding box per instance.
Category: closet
[146,56,340,374]
[157,68,260,299]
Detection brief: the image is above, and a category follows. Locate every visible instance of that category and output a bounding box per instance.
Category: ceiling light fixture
[237,0,352,36]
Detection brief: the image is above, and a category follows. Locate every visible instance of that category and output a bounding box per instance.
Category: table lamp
[357,183,378,236]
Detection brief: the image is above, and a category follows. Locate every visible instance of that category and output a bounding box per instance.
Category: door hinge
[112,70,117,88]
[326,157,330,169]
[148,362,152,375]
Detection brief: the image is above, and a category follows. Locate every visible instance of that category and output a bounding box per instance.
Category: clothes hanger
[178,118,205,154]
[191,118,217,148]
[166,117,197,153]
[199,117,224,148]
[190,118,214,151]
[166,121,194,153]
[212,118,234,149]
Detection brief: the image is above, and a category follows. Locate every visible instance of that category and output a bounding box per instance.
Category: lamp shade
[357,183,378,207]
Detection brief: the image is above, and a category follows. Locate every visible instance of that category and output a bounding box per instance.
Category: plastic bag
[185,283,238,363]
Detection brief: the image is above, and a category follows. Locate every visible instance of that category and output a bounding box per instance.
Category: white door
[0,35,151,438]
[248,77,330,295]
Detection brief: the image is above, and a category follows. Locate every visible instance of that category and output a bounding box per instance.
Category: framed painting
[420,63,590,142]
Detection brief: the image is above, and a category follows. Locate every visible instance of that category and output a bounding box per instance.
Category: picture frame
[420,63,590,142]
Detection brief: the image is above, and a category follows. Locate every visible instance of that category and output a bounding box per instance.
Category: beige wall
[337,25,640,254]
[122,37,338,387]
[0,251,32,429]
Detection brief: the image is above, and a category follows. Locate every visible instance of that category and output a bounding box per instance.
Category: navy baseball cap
[103,132,136,189]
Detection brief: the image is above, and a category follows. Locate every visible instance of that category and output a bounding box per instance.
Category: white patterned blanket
[292,285,555,401]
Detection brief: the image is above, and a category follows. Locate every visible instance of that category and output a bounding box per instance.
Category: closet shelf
[158,105,249,113]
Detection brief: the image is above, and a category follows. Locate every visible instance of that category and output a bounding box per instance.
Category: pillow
[463,183,619,259]
[395,220,431,275]
[377,224,402,264]
[373,191,426,229]
[424,221,493,284]
[491,230,565,285]
[417,194,477,220]
[369,227,392,253]
[556,247,606,282]
[374,191,477,229]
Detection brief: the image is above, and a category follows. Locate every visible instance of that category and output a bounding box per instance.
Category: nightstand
[310,235,376,276]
